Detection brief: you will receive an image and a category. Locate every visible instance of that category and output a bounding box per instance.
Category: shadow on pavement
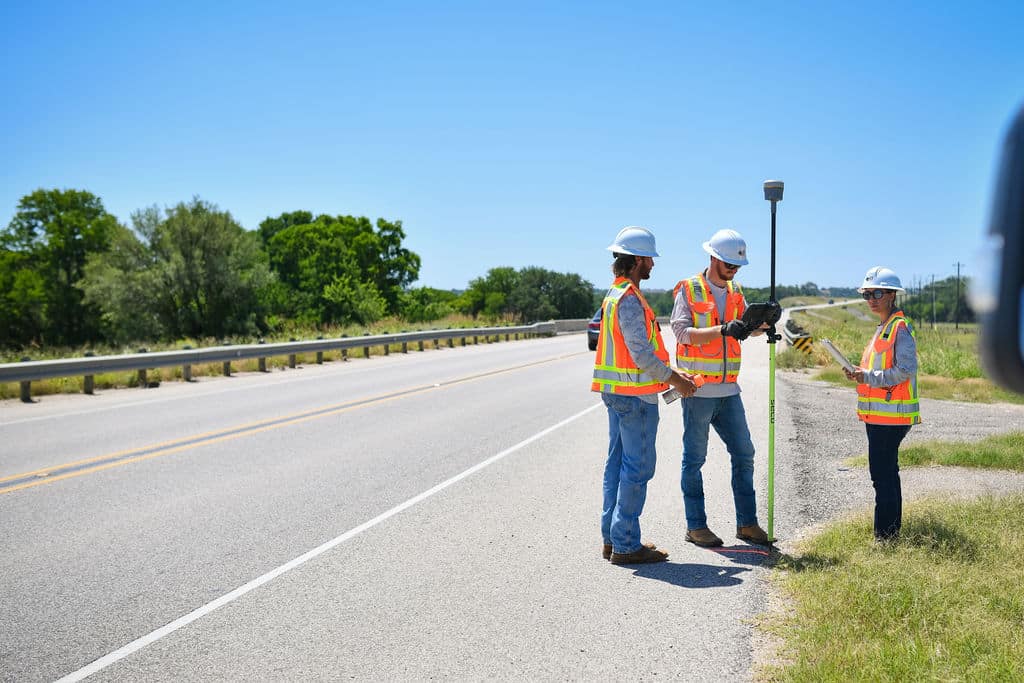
[704,544,774,567]
[629,562,750,588]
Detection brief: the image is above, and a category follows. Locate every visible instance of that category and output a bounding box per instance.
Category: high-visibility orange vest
[857,310,921,425]
[591,278,670,395]
[673,273,746,383]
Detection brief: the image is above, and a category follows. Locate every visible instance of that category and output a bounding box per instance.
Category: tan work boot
[603,541,657,560]
[685,527,723,547]
[610,545,669,565]
[737,524,771,545]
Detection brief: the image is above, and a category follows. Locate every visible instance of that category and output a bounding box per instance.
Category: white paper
[820,338,857,373]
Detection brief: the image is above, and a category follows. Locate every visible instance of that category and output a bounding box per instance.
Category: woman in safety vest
[843,266,921,542]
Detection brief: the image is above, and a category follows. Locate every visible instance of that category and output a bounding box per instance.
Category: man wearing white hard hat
[670,229,771,547]
[843,266,921,542]
[592,226,699,565]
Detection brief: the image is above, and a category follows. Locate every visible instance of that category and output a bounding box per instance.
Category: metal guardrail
[1,322,557,402]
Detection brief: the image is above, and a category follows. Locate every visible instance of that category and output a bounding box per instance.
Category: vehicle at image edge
[587,308,602,351]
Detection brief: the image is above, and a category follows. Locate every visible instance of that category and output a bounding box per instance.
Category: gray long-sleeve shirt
[862,322,917,387]
[616,293,672,404]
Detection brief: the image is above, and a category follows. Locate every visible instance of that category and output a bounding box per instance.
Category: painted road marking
[54,402,603,683]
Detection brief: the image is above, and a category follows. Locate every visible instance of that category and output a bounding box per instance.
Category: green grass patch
[783,307,1022,403]
[845,432,1024,471]
[761,495,1024,681]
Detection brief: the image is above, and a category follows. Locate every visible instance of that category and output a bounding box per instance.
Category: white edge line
[56,401,603,682]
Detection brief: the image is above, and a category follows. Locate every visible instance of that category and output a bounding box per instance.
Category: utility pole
[930,274,936,330]
[953,262,965,329]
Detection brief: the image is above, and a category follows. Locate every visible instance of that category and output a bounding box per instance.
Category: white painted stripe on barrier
[55,401,603,682]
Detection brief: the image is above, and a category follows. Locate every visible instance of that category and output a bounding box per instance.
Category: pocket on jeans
[606,395,637,417]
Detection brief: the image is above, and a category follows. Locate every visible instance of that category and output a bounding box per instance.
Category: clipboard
[820,338,856,373]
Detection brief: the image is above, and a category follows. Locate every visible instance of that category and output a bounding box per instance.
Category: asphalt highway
[1,330,785,681]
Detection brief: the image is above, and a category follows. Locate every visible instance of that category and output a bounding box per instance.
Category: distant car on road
[587,308,602,351]
[828,298,834,304]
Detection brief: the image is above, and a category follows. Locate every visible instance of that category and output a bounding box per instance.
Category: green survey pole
[763,180,784,542]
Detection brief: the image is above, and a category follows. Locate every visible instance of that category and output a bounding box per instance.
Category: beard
[715,262,736,281]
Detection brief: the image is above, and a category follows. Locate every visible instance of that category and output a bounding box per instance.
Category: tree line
[0,189,596,349]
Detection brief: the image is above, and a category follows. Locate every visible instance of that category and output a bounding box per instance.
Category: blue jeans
[601,393,660,554]
[681,394,758,530]
[866,423,911,540]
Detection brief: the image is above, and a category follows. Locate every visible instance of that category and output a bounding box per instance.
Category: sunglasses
[721,263,741,271]
[861,290,888,301]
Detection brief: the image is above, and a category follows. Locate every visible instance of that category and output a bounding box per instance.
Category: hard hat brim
[857,285,906,293]
[607,244,659,257]
[702,241,748,266]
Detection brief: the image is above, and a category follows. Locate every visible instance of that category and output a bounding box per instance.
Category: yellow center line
[1,350,589,495]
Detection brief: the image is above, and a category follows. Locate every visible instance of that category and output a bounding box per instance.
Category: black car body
[587,308,602,351]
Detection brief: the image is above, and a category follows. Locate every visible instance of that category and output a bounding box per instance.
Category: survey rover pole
[763,180,784,543]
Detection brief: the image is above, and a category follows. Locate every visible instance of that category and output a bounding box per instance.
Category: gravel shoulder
[773,370,1024,542]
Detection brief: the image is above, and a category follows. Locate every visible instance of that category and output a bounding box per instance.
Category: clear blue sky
[3,1,1022,293]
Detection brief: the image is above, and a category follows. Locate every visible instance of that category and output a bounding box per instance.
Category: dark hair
[612,253,637,277]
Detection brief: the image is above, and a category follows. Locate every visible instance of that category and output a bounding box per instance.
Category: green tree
[459,267,519,318]
[80,199,275,341]
[258,210,313,248]
[0,249,47,347]
[508,267,594,321]
[263,213,421,325]
[400,287,458,322]
[1,188,120,345]
[79,224,164,343]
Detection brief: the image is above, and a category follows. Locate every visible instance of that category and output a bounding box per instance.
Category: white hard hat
[858,266,905,293]
[702,229,748,266]
[607,226,659,257]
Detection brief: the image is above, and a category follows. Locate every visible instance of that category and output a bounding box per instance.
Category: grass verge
[844,432,1024,471]
[777,306,1024,404]
[760,495,1024,681]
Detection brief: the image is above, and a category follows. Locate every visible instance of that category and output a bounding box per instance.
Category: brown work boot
[602,541,657,560]
[685,527,723,547]
[736,525,771,545]
[610,544,669,565]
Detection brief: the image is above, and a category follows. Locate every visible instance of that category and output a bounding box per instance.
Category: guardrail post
[402,341,408,353]
[383,343,389,356]
[461,336,466,346]
[364,345,370,358]
[341,348,348,361]
[289,338,297,368]
[316,336,324,364]
[83,351,95,394]
[418,340,424,351]
[182,345,192,381]
[223,361,232,376]
[137,348,148,388]
[447,337,453,348]
[19,356,31,402]
[505,333,510,341]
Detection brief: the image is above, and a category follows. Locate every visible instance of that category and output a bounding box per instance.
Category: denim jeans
[680,394,758,530]
[601,393,660,554]
[866,423,911,540]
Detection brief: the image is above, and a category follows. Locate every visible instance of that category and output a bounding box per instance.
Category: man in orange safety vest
[593,226,699,565]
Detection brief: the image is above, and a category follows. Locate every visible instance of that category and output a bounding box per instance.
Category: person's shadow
[629,561,749,587]
[626,544,777,587]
